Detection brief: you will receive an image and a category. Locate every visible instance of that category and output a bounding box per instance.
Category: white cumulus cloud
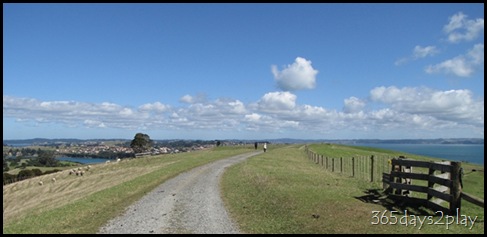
[443,12,484,43]
[138,102,170,113]
[413,45,439,59]
[244,113,261,122]
[395,45,439,66]
[425,43,484,77]
[369,86,484,126]
[257,91,297,112]
[271,57,318,91]
[179,95,194,104]
[3,86,483,139]
[343,97,366,113]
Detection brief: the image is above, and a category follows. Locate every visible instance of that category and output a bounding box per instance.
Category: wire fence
[304,145,484,211]
[304,145,391,185]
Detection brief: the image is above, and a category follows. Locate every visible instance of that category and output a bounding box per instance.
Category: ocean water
[56,157,111,164]
[10,142,485,165]
[351,143,484,165]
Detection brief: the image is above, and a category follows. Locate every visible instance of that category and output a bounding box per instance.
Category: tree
[17,169,34,180]
[37,150,59,167]
[3,173,16,184]
[130,133,153,154]
[3,157,9,172]
[31,168,43,176]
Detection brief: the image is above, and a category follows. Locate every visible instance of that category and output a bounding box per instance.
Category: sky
[3,3,484,140]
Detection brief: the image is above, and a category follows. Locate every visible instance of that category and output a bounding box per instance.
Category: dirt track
[97,151,263,234]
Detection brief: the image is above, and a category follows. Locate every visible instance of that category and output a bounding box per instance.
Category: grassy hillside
[3,143,483,234]
[221,144,484,234]
[3,145,256,234]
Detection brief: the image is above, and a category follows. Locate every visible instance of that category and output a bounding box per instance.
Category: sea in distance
[350,143,484,165]
[7,140,483,165]
[55,144,484,165]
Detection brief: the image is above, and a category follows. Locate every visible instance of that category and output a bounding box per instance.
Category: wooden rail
[304,146,483,213]
[383,157,483,215]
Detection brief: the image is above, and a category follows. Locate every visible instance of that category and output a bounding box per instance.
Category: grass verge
[221,144,484,234]
[3,146,255,234]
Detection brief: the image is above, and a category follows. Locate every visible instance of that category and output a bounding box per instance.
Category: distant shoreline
[3,137,484,146]
[350,143,484,165]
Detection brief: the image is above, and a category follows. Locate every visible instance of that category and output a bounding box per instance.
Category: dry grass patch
[3,146,256,234]
[3,158,180,225]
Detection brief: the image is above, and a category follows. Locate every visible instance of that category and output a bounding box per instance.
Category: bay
[8,143,35,147]
[351,143,484,165]
[56,157,111,164]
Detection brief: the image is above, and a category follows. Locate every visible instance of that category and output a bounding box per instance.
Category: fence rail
[304,145,484,215]
[384,158,462,215]
[462,192,485,208]
[304,145,389,184]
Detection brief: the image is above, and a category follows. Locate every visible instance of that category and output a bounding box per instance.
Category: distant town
[3,137,484,147]
[3,137,483,160]
[3,139,248,160]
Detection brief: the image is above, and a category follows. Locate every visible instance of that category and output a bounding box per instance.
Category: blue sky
[3,3,484,140]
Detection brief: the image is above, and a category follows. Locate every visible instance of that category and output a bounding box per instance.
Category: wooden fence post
[332,158,334,172]
[383,158,472,215]
[394,157,403,195]
[340,157,343,173]
[370,155,374,182]
[450,161,462,216]
[352,157,355,177]
[427,165,435,200]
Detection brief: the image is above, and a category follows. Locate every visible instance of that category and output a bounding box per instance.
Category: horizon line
[3,137,484,141]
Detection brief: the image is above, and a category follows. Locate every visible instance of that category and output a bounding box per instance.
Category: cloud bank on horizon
[3,84,484,139]
[3,6,484,140]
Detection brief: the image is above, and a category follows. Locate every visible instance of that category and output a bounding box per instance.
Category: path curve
[97,150,263,234]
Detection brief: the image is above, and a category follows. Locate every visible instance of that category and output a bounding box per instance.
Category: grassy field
[305,143,484,208]
[221,144,484,234]
[3,143,484,234]
[2,145,256,234]
[5,160,78,176]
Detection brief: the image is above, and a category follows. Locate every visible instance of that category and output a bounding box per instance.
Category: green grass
[3,146,256,234]
[3,143,483,234]
[6,164,75,175]
[221,144,484,234]
[307,143,484,200]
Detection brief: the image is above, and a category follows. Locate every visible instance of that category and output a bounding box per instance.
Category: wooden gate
[382,157,462,215]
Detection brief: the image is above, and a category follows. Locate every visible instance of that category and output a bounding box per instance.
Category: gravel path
[97,151,263,234]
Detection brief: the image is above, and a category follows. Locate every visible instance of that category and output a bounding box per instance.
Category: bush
[31,168,43,176]
[43,169,62,175]
[3,172,17,185]
[17,169,35,180]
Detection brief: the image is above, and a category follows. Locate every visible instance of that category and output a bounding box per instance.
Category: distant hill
[3,138,128,147]
[310,138,485,145]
